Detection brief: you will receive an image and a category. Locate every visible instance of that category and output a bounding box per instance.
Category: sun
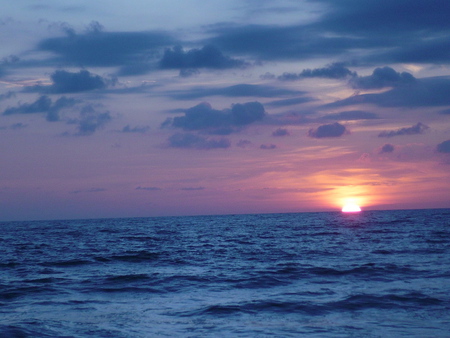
[342,202,362,213]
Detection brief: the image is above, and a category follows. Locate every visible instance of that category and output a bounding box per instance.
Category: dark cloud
[380,144,395,153]
[350,67,416,89]
[2,95,77,122]
[272,128,289,137]
[166,101,265,133]
[136,186,161,191]
[231,102,266,126]
[122,125,150,133]
[328,76,450,108]
[378,123,429,138]
[324,110,378,120]
[439,108,450,115]
[316,0,450,36]
[37,30,176,69]
[28,70,108,93]
[167,133,231,149]
[180,187,205,191]
[47,96,78,121]
[308,122,347,138]
[168,84,302,100]
[206,23,369,62]
[75,105,112,135]
[373,37,450,64]
[160,45,247,70]
[279,62,356,81]
[3,96,52,115]
[315,0,450,65]
[0,91,15,101]
[205,23,372,62]
[205,1,450,65]
[260,144,277,149]
[437,140,450,153]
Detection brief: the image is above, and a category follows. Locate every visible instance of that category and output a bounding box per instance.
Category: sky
[1,0,450,221]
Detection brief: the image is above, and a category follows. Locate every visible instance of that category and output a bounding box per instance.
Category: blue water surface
[1,209,450,337]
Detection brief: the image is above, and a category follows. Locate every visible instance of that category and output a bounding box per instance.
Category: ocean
[1,209,449,337]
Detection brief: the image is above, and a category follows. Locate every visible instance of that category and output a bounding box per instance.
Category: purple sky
[1,0,450,221]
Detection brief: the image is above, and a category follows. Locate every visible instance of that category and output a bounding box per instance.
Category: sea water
[1,209,449,337]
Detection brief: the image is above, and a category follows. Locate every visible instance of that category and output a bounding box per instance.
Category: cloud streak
[279,62,356,81]
[167,133,231,149]
[378,123,429,138]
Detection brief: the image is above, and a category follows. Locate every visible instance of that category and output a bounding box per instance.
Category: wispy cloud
[378,123,429,138]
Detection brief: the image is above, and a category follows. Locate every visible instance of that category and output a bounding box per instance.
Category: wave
[173,291,443,318]
[107,250,159,263]
[40,259,92,267]
[330,292,443,311]
[104,273,151,283]
[0,285,57,301]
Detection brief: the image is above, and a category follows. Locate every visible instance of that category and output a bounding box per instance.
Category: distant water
[1,209,450,337]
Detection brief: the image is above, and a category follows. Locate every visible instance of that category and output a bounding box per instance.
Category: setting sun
[342,202,362,212]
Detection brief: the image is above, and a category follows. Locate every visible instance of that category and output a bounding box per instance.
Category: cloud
[27,70,108,93]
[205,1,450,65]
[122,125,150,133]
[10,123,27,130]
[167,133,231,149]
[260,144,277,149]
[2,95,77,122]
[74,105,112,135]
[47,96,78,121]
[206,23,364,62]
[316,0,450,36]
[231,102,266,126]
[349,67,416,89]
[180,187,205,191]
[279,62,356,80]
[168,84,302,100]
[37,30,176,69]
[378,122,429,138]
[308,122,347,138]
[70,188,106,194]
[374,36,450,64]
[328,76,450,108]
[166,101,265,133]
[3,96,52,115]
[0,91,15,101]
[380,144,395,153]
[324,110,378,120]
[0,55,20,78]
[136,186,161,191]
[236,139,252,148]
[159,45,247,70]
[437,139,450,153]
[272,128,289,137]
